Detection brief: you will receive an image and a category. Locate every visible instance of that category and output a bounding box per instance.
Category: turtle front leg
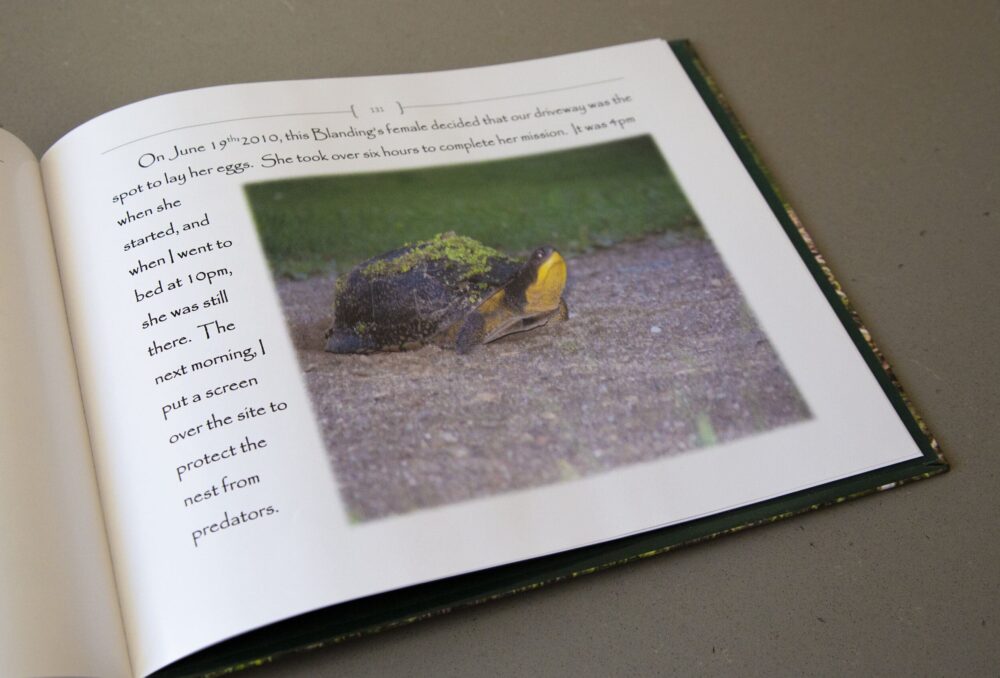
[556,298,569,322]
[455,311,486,354]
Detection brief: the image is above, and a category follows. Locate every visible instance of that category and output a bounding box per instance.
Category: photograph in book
[244,135,811,522]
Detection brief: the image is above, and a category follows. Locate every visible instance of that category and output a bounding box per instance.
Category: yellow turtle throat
[451,249,568,350]
[524,250,567,314]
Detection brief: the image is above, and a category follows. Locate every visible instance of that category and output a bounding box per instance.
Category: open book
[0,40,945,678]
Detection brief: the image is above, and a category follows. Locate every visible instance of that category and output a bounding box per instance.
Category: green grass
[244,135,700,278]
[695,412,719,447]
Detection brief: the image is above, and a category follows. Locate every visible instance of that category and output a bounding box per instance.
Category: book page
[40,40,922,675]
[0,130,131,678]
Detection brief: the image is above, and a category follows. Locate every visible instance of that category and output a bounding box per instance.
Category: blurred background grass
[245,135,700,278]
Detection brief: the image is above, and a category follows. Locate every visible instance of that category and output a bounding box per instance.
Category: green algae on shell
[359,232,505,280]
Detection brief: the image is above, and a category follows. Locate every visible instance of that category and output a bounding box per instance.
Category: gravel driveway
[276,233,810,522]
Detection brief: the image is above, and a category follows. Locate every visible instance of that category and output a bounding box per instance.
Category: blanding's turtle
[324,232,568,354]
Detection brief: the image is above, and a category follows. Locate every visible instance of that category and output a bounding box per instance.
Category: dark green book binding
[155,40,946,678]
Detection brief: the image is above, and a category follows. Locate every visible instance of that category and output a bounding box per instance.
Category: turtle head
[456,246,568,352]
[517,246,567,314]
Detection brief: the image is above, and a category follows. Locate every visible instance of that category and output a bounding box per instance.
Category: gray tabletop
[2,2,998,676]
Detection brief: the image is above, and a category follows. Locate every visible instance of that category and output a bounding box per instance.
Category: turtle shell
[326,233,521,353]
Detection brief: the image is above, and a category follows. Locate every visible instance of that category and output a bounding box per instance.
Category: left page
[39,40,927,676]
[0,129,131,677]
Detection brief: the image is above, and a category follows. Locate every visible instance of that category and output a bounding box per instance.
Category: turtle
[324,232,569,354]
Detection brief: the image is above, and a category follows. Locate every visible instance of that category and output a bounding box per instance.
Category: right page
[39,39,936,676]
